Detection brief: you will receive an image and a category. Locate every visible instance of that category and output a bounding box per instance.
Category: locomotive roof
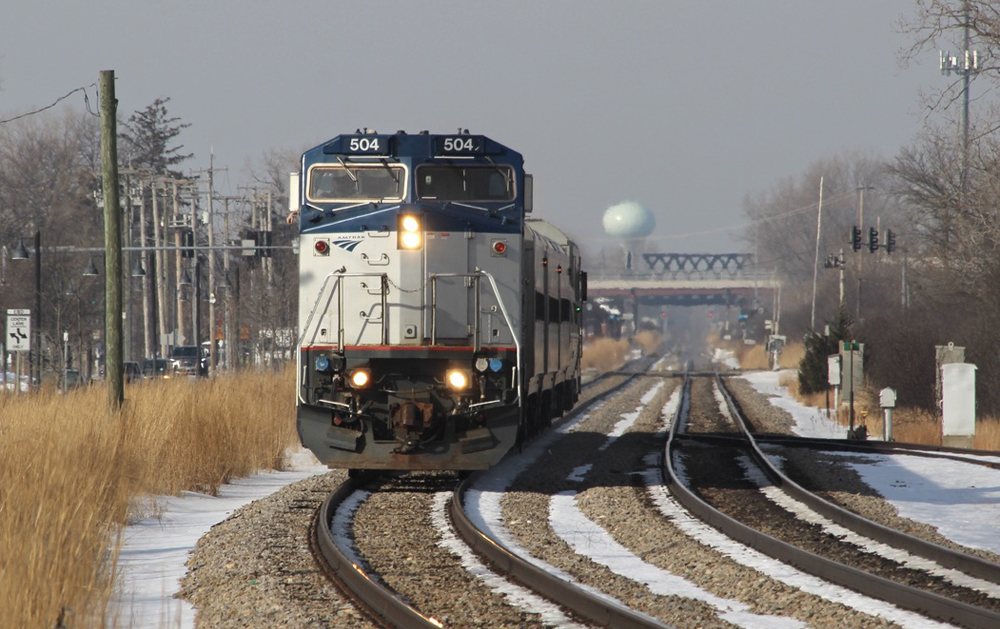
[303,130,524,165]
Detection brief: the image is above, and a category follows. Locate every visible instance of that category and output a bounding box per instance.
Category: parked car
[142,358,171,379]
[170,345,208,377]
[124,361,143,383]
[1,371,30,392]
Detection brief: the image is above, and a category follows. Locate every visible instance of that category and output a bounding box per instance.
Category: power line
[0,83,99,125]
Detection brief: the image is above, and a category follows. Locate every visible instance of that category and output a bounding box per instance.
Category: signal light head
[350,369,370,388]
[398,215,422,249]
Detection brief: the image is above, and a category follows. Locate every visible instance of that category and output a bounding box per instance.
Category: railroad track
[669,373,1000,629]
[299,366,1000,628]
[310,359,665,628]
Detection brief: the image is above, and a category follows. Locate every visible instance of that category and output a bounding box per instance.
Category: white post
[62,331,69,394]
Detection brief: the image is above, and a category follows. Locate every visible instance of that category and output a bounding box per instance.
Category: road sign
[7,309,31,351]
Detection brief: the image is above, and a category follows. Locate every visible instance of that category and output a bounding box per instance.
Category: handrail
[297,269,521,409]
[297,272,388,405]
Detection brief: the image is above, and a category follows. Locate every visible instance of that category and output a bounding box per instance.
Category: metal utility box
[942,362,976,448]
[827,354,840,387]
[935,342,965,409]
[839,341,863,398]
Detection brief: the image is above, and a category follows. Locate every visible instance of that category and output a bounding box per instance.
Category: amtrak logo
[331,239,363,252]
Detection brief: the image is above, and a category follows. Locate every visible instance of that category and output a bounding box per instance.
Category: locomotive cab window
[417,165,514,201]
[307,164,406,202]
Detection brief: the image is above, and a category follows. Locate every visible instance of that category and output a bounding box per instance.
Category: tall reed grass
[0,367,298,629]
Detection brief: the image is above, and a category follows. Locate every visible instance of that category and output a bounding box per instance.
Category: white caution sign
[7,309,31,351]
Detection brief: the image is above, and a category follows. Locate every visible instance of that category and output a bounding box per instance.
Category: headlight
[350,369,370,388]
[446,369,469,390]
[398,215,422,249]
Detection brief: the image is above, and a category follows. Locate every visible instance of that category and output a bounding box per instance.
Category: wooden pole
[100,70,124,411]
[809,176,824,330]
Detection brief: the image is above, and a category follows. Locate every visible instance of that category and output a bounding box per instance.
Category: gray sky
[2,2,933,254]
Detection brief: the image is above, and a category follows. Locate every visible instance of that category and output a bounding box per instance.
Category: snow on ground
[113,447,328,629]
[116,368,1000,628]
[740,369,846,438]
[740,369,1000,556]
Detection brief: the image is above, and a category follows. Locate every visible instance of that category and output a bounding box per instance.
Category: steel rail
[311,364,660,628]
[714,374,1000,584]
[749,433,1000,470]
[313,475,444,629]
[450,364,677,629]
[664,375,1000,629]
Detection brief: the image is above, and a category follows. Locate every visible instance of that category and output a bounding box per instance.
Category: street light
[12,231,41,389]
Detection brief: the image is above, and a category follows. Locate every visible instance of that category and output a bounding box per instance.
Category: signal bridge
[587,252,782,327]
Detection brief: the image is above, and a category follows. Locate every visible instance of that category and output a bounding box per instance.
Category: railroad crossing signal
[6,309,30,351]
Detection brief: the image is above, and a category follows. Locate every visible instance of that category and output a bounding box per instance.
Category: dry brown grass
[582,338,629,372]
[633,330,663,356]
[735,343,769,370]
[0,367,298,629]
[714,340,804,371]
[779,342,805,369]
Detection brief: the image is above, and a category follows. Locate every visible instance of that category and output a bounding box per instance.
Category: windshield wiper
[485,156,511,191]
[336,157,358,183]
[378,158,400,186]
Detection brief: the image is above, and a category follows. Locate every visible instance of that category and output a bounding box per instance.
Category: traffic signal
[868,227,879,253]
[181,229,194,258]
[885,229,896,254]
[851,226,862,251]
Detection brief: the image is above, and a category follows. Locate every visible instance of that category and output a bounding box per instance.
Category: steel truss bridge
[587,252,781,313]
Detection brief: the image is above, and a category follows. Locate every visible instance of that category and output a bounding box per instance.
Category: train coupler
[390,401,434,453]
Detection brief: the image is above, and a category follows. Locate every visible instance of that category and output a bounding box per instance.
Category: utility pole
[151,182,168,359]
[208,155,217,372]
[810,177,823,330]
[856,184,874,320]
[940,1,978,190]
[160,177,197,348]
[138,181,157,361]
[193,157,227,372]
[99,70,124,411]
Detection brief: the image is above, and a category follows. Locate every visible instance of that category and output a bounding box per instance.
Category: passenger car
[124,361,143,383]
[142,358,170,379]
[170,345,208,376]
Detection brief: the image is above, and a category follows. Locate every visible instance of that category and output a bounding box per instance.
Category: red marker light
[315,240,330,255]
[492,240,507,255]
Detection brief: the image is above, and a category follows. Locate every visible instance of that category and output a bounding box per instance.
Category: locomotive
[292,130,585,470]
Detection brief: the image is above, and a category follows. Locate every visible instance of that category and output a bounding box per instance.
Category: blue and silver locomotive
[292,130,585,470]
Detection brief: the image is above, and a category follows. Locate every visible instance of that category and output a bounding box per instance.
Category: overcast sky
[2,2,936,254]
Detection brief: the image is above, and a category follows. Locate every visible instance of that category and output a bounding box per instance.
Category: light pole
[824,249,846,310]
[12,231,42,388]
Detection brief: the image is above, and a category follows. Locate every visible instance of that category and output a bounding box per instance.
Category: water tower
[602,201,655,272]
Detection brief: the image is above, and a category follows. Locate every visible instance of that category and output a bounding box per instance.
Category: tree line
[0,96,300,384]
[750,1,1000,414]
